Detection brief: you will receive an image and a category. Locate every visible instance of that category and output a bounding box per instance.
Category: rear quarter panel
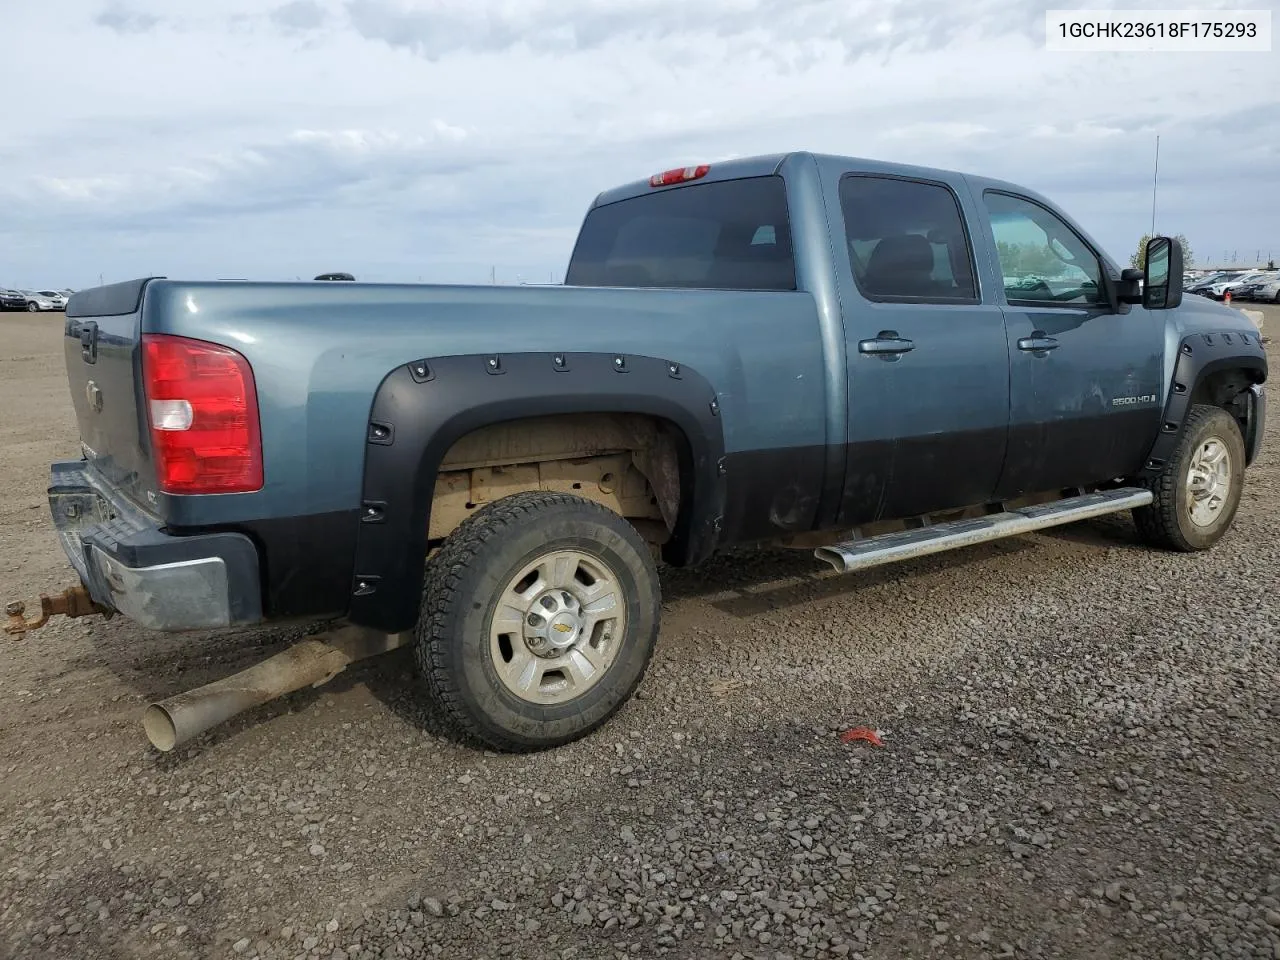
[140,280,829,528]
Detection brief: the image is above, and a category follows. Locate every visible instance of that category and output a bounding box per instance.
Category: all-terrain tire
[414,490,660,752]
[1133,403,1246,551]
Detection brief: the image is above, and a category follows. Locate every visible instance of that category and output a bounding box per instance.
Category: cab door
[974,189,1166,497]
[829,169,1012,524]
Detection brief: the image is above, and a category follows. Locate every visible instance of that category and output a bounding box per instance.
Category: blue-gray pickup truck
[21,151,1268,753]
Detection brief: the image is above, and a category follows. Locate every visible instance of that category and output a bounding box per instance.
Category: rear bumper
[48,460,263,631]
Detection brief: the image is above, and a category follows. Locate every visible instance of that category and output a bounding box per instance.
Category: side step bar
[815,487,1154,574]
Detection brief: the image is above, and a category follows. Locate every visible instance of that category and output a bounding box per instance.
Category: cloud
[6,123,482,227]
[94,4,161,33]
[270,0,328,32]
[340,0,1043,64]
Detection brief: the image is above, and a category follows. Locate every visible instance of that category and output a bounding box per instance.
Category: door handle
[1017,335,1059,353]
[858,333,915,356]
[79,321,99,364]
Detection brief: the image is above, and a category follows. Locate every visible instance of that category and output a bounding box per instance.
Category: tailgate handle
[78,321,99,364]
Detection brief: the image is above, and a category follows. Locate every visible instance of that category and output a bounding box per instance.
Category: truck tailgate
[63,279,157,510]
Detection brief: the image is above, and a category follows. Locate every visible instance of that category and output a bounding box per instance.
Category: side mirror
[1116,268,1144,304]
[1142,236,1183,310]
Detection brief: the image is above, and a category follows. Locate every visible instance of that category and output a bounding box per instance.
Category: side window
[982,192,1105,306]
[838,175,978,303]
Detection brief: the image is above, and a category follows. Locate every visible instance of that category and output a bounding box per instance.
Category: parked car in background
[1193,273,1251,300]
[0,288,29,311]
[1239,274,1280,302]
[20,290,63,312]
[314,272,355,281]
[1186,272,1228,294]
[37,290,68,309]
[1220,272,1273,300]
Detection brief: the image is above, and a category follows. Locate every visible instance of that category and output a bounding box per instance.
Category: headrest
[866,234,934,277]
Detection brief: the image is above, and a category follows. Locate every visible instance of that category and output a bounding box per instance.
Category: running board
[815,487,1154,574]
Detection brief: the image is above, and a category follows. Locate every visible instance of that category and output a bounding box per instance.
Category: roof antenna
[1150,134,1160,237]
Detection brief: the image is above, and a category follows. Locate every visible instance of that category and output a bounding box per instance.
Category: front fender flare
[1139,329,1267,480]
[347,352,727,633]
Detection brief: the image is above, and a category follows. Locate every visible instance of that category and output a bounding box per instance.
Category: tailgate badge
[86,380,104,413]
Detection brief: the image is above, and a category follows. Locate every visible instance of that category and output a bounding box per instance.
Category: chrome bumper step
[815,487,1154,574]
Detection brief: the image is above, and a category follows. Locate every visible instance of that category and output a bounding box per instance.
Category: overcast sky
[1,0,1276,289]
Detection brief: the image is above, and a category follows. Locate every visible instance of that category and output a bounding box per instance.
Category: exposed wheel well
[428,413,688,546]
[1190,367,1261,441]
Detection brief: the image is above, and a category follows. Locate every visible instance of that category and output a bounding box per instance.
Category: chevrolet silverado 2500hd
[31,151,1267,752]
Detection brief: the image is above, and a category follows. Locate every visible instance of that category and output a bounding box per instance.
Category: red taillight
[648,164,711,188]
[141,333,263,494]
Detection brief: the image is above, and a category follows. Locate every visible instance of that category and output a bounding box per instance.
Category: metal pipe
[141,626,407,752]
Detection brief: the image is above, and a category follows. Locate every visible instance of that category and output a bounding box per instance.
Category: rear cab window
[838,174,979,304]
[565,176,796,291]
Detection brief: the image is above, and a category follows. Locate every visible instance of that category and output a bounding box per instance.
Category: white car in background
[1211,271,1271,300]
[21,290,64,312]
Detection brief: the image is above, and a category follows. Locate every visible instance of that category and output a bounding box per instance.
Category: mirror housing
[1142,236,1183,310]
[1116,268,1144,304]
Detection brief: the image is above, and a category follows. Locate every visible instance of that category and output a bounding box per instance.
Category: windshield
[565,175,796,291]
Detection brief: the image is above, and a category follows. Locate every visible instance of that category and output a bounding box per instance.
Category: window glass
[982,192,1105,306]
[838,175,978,302]
[565,176,795,291]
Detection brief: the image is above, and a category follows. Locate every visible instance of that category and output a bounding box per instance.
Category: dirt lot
[1,307,1278,960]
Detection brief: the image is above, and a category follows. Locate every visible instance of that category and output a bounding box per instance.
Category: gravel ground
[1,307,1277,960]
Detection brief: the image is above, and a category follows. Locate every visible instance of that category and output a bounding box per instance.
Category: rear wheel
[1133,403,1246,551]
[415,490,660,751]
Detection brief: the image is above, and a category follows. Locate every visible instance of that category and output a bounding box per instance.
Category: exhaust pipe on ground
[142,626,409,752]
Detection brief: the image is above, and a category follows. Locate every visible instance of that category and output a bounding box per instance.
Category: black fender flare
[347,351,727,633]
[1138,329,1267,480]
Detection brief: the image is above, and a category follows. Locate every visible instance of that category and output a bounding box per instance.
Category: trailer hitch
[5,585,112,638]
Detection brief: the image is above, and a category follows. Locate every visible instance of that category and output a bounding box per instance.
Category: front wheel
[1133,403,1246,551]
[415,491,660,751]
[26,302,38,312]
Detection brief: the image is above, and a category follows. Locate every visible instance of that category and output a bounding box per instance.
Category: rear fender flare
[347,352,727,634]
[1139,330,1267,479]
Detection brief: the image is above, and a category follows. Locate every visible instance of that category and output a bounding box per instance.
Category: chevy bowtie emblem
[552,622,573,634]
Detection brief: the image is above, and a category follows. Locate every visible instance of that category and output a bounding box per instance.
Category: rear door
[974,189,1165,496]
[829,170,1011,524]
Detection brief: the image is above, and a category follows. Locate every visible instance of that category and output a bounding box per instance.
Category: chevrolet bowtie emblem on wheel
[552,622,573,634]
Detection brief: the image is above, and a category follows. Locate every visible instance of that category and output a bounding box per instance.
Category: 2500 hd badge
[1113,394,1159,406]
